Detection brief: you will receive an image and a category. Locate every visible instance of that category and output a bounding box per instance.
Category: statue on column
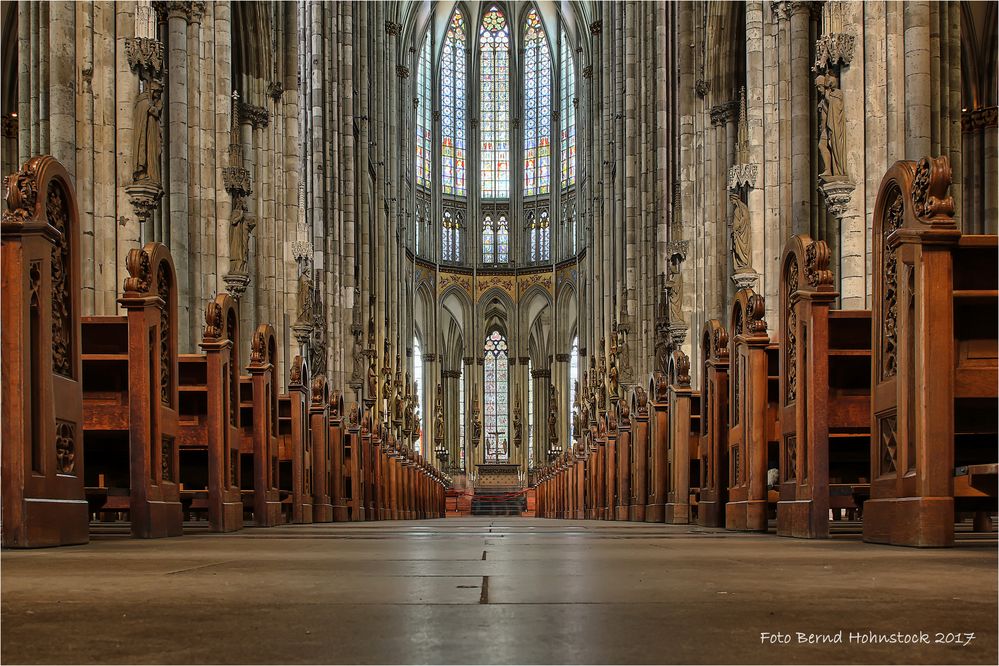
[132,78,163,185]
[667,265,684,324]
[547,384,559,444]
[296,268,313,326]
[607,353,620,402]
[228,197,252,274]
[366,359,378,402]
[729,192,752,272]
[816,71,846,179]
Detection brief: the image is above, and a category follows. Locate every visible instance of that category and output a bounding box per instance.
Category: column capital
[770,1,814,22]
[962,106,998,132]
[589,20,602,36]
[814,33,855,71]
[397,65,410,79]
[385,21,402,37]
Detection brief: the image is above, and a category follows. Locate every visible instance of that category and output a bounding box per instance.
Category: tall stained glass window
[528,209,551,262]
[442,9,466,196]
[442,210,463,262]
[568,336,578,436]
[479,6,510,199]
[560,29,576,189]
[528,358,534,465]
[483,330,509,460]
[523,9,552,197]
[416,34,433,189]
[481,214,510,263]
[413,337,424,455]
[459,366,466,469]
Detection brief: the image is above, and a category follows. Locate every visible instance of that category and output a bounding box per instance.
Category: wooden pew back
[2,156,88,547]
[698,320,729,527]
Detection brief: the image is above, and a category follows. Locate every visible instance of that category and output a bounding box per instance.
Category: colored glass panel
[560,28,576,189]
[442,10,466,196]
[523,9,552,197]
[479,6,510,199]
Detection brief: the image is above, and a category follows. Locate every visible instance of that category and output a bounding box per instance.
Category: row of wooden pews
[537,155,996,547]
[1,156,448,548]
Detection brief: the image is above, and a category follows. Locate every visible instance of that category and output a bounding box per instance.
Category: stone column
[904,1,931,158]
[165,1,191,348]
[788,1,813,237]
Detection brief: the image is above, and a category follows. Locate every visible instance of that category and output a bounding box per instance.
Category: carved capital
[267,81,284,101]
[589,20,602,35]
[125,181,165,226]
[582,65,593,80]
[694,79,710,98]
[385,20,402,36]
[962,106,998,132]
[818,177,856,218]
[396,65,410,79]
[238,102,269,129]
[1,113,16,139]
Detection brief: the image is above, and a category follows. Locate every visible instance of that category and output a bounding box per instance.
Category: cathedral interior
[1,1,998,664]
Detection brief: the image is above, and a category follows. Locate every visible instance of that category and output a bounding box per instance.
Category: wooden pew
[777,235,872,538]
[2,156,89,547]
[310,376,333,522]
[329,389,349,521]
[278,356,311,523]
[864,155,998,547]
[345,402,364,520]
[240,324,282,526]
[82,242,183,538]
[629,386,650,522]
[615,400,632,521]
[666,350,698,524]
[646,373,669,522]
[697,320,729,527]
[725,289,778,532]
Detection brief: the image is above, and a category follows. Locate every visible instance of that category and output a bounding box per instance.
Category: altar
[472,463,525,516]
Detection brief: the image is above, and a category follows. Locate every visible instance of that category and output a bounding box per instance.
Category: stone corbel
[819,179,856,218]
[695,79,710,99]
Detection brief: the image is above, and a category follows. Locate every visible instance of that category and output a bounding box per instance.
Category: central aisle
[2,518,996,664]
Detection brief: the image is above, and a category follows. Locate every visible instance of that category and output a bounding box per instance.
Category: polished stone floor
[1,518,996,664]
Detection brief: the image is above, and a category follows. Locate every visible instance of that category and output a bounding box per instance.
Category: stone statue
[607,354,620,402]
[366,359,377,401]
[729,192,752,272]
[667,266,684,324]
[816,72,846,179]
[228,197,252,274]
[132,78,163,185]
[296,269,313,325]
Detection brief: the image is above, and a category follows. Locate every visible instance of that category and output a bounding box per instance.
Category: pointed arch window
[442,209,464,263]
[413,336,424,455]
[568,336,578,432]
[528,208,551,262]
[523,9,552,197]
[416,34,433,189]
[483,330,509,461]
[479,5,511,199]
[441,9,467,196]
[481,214,510,264]
[559,28,576,190]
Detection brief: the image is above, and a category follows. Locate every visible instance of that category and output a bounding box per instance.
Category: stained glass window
[528,208,551,262]
[479,6,510,199]
[523,9,552,197]
[459,366,465,469]
[496,215,509,263]
[528,358,534,465]
[442,9,467,196]
[568,336,578,438]
[560,28,576,189]
[442,210,463,262]
[483,330,509,461]
[416,34,433,189]
[413,337,423,455]
[482,215,495,263]
[481,214,510,264]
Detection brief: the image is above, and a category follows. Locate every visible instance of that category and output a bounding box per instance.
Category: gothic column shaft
[789,2,811,236]
[167,4,191,347]
[903,0,931,157]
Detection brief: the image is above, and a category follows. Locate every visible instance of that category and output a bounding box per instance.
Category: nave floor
[1,518,996,665]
